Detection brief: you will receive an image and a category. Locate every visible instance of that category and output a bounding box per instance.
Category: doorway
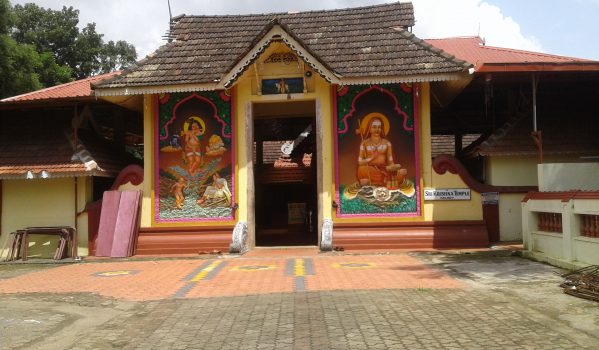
[253,101,318,246]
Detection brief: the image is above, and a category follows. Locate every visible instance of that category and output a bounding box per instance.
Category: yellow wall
[429,171,483,220]
[234,67,334,226]
[486,154,586,187]
[139,95,154,228]
[75,176,92,256]
[0,178,87,259]
[420,83,434,221]
[422,83,481,220]
[486,156,538,186]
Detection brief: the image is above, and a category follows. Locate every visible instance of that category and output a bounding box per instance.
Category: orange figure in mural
[181,116,205,176]
[356,112,407,188]
[170,177,188,209]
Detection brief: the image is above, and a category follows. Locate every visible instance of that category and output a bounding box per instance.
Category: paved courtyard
[0,248,598,349]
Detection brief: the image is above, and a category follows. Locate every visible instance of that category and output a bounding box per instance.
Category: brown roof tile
[431,134,482,158]
[466,114,599,157]
[0,120,137,179]
[96,2,469,90]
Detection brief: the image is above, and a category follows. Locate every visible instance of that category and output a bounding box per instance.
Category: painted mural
[335,84,420,217]
[155,91,234,222]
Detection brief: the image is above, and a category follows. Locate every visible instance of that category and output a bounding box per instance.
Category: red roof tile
[1,71,121,103]
[425,37,599,72]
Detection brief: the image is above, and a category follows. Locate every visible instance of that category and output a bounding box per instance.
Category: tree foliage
[0,1,137,98]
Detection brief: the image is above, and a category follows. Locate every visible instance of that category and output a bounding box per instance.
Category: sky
[10,0,599,61]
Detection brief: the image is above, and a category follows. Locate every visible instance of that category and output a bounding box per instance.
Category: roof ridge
[180,2,410,19]
[426,36,481,41]
[398,29,472,70]
[480,44,592,62]
[2,71,120,102]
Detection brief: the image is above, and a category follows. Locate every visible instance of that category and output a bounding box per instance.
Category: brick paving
[0,253,461,301]
[0,249,597,349]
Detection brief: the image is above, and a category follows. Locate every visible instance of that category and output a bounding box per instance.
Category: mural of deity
[155,92,234,222]
[335,84,420,217]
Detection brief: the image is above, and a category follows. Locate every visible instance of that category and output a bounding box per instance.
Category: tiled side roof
[0,121,136,179]
[96,2,469,90]
[1,72,121,103]
[431,134,482,158]
[466,113,599,157]
[425,37,595,71]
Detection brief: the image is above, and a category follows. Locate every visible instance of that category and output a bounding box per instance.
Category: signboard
[481,192,499,205]
[424,188,470,201]
[262,78,304,95]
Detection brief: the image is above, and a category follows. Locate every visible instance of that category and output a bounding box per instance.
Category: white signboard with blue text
[424,188,471,201]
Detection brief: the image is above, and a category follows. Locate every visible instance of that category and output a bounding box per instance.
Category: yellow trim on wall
[142,95,154,228]
[315,76,333,221]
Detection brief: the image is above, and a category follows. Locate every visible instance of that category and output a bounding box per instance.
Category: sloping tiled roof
[1,72,121,104]
[465,113,599,157]
[431,134,482,158]
[425,37,599,72]
[95,2,469,92]
[0,121,136,179]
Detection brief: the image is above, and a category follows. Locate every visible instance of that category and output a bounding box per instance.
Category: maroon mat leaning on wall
[110,191,142,258]
[95,191,122,257]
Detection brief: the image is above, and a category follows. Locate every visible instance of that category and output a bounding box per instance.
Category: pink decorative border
[333,83,421,218]
[154,92,236,223]
[158,93,232,142]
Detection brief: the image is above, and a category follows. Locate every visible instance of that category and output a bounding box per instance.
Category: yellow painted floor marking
[294,258,305,277]
[191,260,223,281]
[332,262,377,269]
[231,265,277,272]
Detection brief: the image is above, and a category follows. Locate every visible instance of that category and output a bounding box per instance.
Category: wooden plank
[128,191,142,256]
[95,191,122,256]
[110,190,141,258]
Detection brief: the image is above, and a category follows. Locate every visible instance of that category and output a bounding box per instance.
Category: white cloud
[12,0,544,57]
[412,0,543,52]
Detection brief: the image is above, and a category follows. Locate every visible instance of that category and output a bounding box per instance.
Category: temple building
[3,2,599,258]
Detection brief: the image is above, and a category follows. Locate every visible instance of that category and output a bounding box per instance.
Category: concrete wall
[539,163,599,191]
[522,197,599,269]
[498,193,525,241]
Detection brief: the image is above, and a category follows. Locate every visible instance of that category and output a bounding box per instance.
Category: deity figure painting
[335,84,420,217]
[155,92,234,222]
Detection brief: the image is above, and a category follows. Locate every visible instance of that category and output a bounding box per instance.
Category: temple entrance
[253,101,318,246]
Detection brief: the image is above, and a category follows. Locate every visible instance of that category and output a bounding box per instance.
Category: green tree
[3,1,137,94]
[11,3,79,68]
[0,0,11,34]
[0,0,49,98]
[72,22,104,78]
[100,40,137,74]
[0,35,43,98]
